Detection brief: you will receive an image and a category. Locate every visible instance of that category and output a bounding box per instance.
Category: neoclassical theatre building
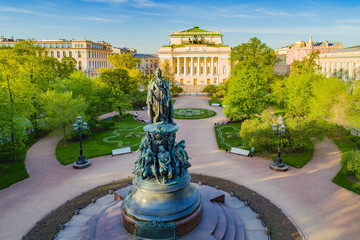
[158,27,231,88]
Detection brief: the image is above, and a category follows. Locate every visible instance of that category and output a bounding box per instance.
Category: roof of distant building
[181,26,210,33]
[134,53,157,58]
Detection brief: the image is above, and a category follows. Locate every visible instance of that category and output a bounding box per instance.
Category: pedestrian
[226,148,228,153]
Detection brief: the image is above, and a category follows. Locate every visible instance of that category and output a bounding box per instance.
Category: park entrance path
[1,96,360,240]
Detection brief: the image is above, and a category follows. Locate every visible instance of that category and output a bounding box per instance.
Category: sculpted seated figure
[147,68,175,125]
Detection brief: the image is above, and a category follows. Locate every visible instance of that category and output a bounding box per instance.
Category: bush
[203,85,217,95]
[240,111,324,153]
[170,86,183,97]
[99,120,115,130]
[341,151,360,181]
[320,120,349,139]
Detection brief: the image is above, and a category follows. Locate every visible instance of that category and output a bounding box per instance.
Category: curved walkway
[1,96,360,240]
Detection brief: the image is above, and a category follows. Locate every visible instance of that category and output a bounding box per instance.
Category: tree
[161,59,175,85]
[223,66,268,121]
[310,76,350,123]
[285,71,323,117]
[108,52,140,70]
[224,38,276,120]
[0,46,36,161]
[231,37,276,91]
[41,91,87,144]
[98,68,138,120]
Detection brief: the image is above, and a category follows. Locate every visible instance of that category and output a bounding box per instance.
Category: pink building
[286,36,343,66]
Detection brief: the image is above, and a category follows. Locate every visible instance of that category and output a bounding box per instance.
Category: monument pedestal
[121,173,202,238]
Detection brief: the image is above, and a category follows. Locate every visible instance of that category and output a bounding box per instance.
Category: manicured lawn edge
[214,123,314,168]
[0,136,40,190]
[56,116,145,165]
[173,108,216,119]
[331,137,360,195]
[209,99,222,105]
[23,174,302,240]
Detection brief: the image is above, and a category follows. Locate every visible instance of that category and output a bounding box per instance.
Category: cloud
[337,18,360,23]
[82,0,169,8]
[221,25,360,36]
[83,17,114,22]
[168,20,189,24]
[255,8,290,17]
[0,6,51,16]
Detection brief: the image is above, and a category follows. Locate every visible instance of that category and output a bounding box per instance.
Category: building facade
[273,47,289,75]
[0,38,113,77]
[158,27,231,87]
[274,36,343,75]
[134,54,158,76]
[318,47,360,81]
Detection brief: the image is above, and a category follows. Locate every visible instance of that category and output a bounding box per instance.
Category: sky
[1,0,360,53]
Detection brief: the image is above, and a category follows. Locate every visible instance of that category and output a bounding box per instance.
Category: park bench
[230,147,254,157]
[211,103,221,107]
[112,147,131,156]
[230,147,250,157]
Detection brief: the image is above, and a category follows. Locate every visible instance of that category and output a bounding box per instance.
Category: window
[223,66,227,74]
[78,51,81,58]
[78,61,82,70]
[63,51,66,57]
[57,51,60,58]
[51,51,54,57]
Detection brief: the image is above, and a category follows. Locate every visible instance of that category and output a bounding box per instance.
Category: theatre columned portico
[158,27,231,87]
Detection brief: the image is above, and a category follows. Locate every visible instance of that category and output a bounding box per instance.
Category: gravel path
[1,96,360,240]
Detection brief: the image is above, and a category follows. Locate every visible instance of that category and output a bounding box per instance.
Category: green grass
[273,149,314,168]
[331,135,360,194]
[0,136,39,190]
[209,99,223,105]
[173,108,216,119]
[272,104,287,116]
[214,123,244,150]
[56,115,145,165]
[214,122,314,168]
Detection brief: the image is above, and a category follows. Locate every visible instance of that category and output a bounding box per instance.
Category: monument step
[76,201,119,240]
[212,202,227,240]
[224,203,246,240]
[221,203,236,240]
[224,204,246,240]
[95,201,131,240]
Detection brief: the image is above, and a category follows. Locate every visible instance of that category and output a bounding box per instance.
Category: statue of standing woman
[147,68,175,125]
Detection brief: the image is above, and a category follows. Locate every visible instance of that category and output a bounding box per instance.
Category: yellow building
[318,46,360,81]
[158,26,231,89]
[0,37,112,77]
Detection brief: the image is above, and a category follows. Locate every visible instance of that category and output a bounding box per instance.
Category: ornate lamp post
[72,115,91,169]
[270,116,288,171]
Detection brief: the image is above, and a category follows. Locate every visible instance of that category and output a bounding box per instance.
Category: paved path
[1,96,360,240]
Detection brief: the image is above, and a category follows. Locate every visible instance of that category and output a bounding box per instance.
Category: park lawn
[273,148,314,168]
[56,115,145,165]
[0,136,39,190]
[214,123,314,168]
[209,99,222,105]
[214,123,244,150]
[173,108,216,119]
[331,135,360,194]
[272,104,287,116]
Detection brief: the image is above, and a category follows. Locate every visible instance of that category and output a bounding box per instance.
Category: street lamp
[72,115,91,169]
[270,116,288,171]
